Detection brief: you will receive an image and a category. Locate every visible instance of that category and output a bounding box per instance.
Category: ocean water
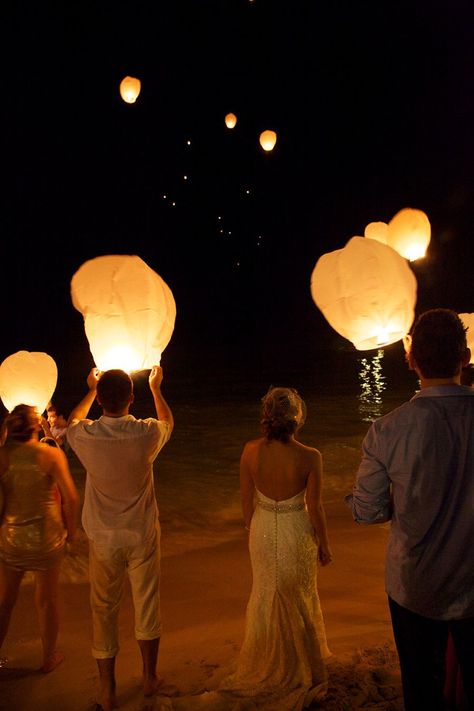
[56,343,418,581]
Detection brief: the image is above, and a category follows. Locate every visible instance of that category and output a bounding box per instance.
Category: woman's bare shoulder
[294,440,322,460]
[243,437,265,450]
[36,442,67,470]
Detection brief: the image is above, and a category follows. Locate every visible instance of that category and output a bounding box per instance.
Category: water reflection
[358,348,386,422]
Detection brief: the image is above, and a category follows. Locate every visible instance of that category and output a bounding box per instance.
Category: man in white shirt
[67,365,173,711]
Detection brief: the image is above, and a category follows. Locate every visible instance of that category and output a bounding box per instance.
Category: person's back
[0,404,78,673]
[244,437,319,502]
[214,387,332,711]
[348,308,474,711]
[358,384,474,619]
[66,365,173,711]
[1,443,66,566]
[68,413,168,546]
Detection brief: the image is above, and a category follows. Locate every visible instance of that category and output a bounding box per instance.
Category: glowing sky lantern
[119,76,141,104]
[459,313,474,363]
[259,130,277,151]
[225,112,237,128]
[311,236,417,351]
[71,255,176,373]
[387,208,431,261]
[364,221,388,245]
[0,351,57,413]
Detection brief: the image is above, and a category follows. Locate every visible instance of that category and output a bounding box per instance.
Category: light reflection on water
[357,348,386,422]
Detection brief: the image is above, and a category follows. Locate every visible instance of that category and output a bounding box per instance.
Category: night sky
[9,0,474,387]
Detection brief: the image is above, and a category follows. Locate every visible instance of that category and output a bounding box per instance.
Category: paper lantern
[364,221,388,245]
[387,208,431,261]
[71,255,176,373]
[120,76,141,104]
[225,113,237,129]
[0,351,57,413]
[459,313,474,363]
[311,236,417,350]
[259,130,277,151]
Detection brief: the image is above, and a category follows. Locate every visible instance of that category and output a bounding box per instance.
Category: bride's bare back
[244,437,319,501]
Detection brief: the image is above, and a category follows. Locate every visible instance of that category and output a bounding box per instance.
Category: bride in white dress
[171,387,332,711]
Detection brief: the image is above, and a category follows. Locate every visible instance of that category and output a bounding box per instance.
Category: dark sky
[9,0,474,382]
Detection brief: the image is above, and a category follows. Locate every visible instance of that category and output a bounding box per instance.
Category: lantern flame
[225,113,237,129]
[373,325,403,347]
[96,344,160,374]
[387,208,431,261]
[120,76,141,104]
[259,130,277,151]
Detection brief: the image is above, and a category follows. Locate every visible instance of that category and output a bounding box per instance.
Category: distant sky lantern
[71,255,176,372]
[459,313,474,363]
[387,208,431,261]
[259,130,277,151]
[0,351,57,413]
[311,236,417,350]
[225,112,237,128]
[119,76,141,104]
[364,221,388,245]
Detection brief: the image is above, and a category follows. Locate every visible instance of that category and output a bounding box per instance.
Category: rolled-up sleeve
[346,424,392,524]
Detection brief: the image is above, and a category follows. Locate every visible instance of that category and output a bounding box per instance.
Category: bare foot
[143,674,164,697]
[41,650,64,673]
[97,684,118,711]
[98,687,118,711]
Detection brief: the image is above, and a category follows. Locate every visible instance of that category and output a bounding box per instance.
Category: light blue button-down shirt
[347,384,474,620]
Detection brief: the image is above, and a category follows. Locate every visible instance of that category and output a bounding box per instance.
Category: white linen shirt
[67,415,171,548]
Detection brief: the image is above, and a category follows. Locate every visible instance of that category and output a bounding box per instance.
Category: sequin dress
[0,444,66,570]
[206,489,330,711]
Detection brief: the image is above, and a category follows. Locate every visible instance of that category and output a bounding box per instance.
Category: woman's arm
[42,447,79,542]
[240,443,256,530]
[306,449,332,566]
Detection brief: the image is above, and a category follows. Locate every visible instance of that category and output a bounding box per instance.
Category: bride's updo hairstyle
[260,387,306,442]
[2,404,38,444]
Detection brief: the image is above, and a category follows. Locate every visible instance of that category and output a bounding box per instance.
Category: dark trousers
[388,597,474,711]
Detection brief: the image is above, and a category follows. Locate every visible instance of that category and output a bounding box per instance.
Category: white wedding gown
[171,489,330,711]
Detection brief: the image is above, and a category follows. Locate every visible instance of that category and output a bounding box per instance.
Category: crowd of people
[0,308,473,711]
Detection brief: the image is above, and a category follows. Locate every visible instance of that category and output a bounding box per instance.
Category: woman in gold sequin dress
[0,404,79,672]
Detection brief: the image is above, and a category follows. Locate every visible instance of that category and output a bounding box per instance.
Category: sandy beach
[0,381,406,711]
[0,494,403,710]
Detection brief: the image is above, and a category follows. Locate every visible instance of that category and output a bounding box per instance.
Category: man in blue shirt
[347,309,474,710]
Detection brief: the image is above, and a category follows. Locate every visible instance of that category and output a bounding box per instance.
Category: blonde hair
[260,387,306,442]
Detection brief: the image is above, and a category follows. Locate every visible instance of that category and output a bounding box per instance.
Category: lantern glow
[225,113,237,128]
[387,208,431,261]
[310,236,417,351]
[459,313,474,363]
[0,351,58,413]
[119,76,141,104]
[259,130,277,151]
[71,255,176,373]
